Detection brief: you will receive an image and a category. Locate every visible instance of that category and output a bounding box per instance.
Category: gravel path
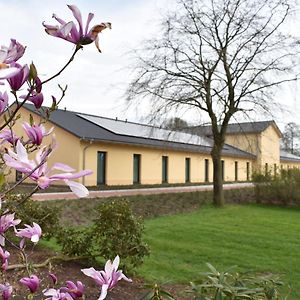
[32,182,254,201]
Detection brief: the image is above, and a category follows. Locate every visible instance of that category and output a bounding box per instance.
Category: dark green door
[133,154,141,184]
[185,158,190,183]
[204,159,209,182]
[162,156,168,183]
[97,151,106,185]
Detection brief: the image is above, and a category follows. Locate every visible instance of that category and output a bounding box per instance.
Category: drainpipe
[81,138,94,185]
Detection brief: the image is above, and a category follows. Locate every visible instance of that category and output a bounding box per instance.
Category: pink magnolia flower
[7,63,29,91]
[0,39,26,79]
[43,5,111,52]
[27,92,44,109]
[0,39,25,64]
[0,129,19,145]
[0,92,8,114]
[23,122,53,145]
[43,288,73,300]
[20,76,43,108]
[61,281,84,299]
[0,246,10,271]
[16,222,42,246]
[0,213,21,246]
[0,283,12,300]
[81,256,132,300]
[20,275,40,293]
[3,141,92,197]
[49,273,58,285]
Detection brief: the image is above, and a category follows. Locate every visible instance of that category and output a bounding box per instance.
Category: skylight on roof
[77,114,213,147]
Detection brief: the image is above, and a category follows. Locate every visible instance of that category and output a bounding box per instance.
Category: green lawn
[138,204,300,299]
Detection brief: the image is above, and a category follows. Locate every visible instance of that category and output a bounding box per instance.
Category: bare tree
[127,0,299,206]
[164,117,189,130]
[282,122,300,154]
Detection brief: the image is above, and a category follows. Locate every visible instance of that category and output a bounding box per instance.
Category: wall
[4,106,259,187]
[225,133,260,156]
[280,161,300,170]
[81,140,253,186]
[259,125,281,174]
[225,125,281,174]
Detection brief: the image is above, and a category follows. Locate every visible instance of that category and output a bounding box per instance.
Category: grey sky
[0,0,166,118]
[0,0,299,129]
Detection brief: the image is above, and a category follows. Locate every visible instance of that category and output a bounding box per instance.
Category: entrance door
[97,151,106,185]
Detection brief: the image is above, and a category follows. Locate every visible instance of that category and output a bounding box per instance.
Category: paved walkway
[32,182,254,201]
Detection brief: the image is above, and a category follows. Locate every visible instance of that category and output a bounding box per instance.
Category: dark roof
[280,150,300,163]
[190,121,282,137]
[22,103,254,159]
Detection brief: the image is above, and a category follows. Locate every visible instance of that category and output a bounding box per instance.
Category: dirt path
[32,182,254,201]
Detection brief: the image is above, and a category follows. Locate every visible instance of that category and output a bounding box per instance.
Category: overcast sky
[0,0,168,118]
[0,0,299,130]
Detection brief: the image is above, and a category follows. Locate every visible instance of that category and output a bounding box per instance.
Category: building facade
[6,104,300,186]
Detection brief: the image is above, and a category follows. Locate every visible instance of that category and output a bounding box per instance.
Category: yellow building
[6,104,300,186]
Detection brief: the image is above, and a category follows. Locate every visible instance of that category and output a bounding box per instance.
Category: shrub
[6,194,61,239]
[56,226,94,258]
[252,168,300,205]
[188,263,288,300]
[56,199,150,271]
[93,200,150,270]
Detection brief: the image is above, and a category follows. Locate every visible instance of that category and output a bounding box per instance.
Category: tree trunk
[211,146,224,207]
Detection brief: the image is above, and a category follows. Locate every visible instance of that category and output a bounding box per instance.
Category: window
[235,161,238,181]
[133,154,141,184]
[16,170,23,182]
[97,151,106,185]
[221,160,225,181]
[265,163,268,175]
[162,156,168,183]
[246,162,250,181]
[185,157,190,183]
[204,159,209,182]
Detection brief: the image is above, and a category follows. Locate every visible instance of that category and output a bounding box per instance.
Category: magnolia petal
[0,235,5,247]
[51,169,92,180]
[0,52,7,63]
[81,267,97,278]
[60,21,74,37]
[112,255,120,270]
[16,140,29,164]
[81,267,104,285]
[65,180,89,198]
[51,163,76,172]
[0,67,19,79]
[98,284,109,300]
[67,5,83,34]
[52,13,67,25]
[104,259,112,275]
[85,13,94,35]
[31,234,39,243]
[19,238,25,249]
[120,272,133,283]
[33,222,42,236]
[44,126,54,136]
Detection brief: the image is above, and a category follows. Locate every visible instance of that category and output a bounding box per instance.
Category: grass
[138,204,300,299]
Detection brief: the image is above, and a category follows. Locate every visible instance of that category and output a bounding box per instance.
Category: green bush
[56,199,150,271]
[252,168,300,205]
[56,226,94,258]
[93,200,150,270]
[6,194,61,239]
[188,263,288,300]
